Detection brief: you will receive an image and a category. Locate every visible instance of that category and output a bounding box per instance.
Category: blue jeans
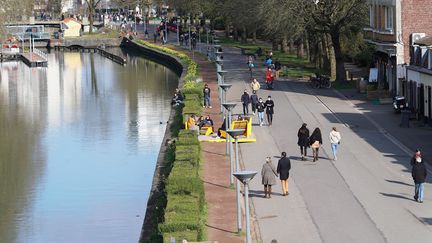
[258,112,264,124]
[204,95,211,107]
[331,143,338,158]
[415,183,425,201]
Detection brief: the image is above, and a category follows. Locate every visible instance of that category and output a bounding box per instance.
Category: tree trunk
[289,37,295,54]
[330,30,345,82]
[272,39,279,51]
[298,37,305,58]
[304,33,310,60]
[88,4,94,34]
[252,30,257,44]
[241,26,247,43]
[233,26,239,41]
[225,20,230,38]
[281,35,289,53]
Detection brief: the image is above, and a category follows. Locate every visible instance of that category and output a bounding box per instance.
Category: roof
[416,36,432,46]
[63,18,82,25]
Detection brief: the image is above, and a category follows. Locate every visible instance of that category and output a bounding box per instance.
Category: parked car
[393,96,408,113]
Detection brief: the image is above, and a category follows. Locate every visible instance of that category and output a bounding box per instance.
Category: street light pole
[233,171,257,243]
[226,129,246,233]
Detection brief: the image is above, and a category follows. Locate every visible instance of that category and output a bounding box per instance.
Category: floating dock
[20,52,48,67]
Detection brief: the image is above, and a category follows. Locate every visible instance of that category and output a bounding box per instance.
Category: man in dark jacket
[277,152,291,196]
[250,91,259,115]
[264,96,275,126]
[412,156,427,203]
[241,90,250,115]
[256,98,265,126]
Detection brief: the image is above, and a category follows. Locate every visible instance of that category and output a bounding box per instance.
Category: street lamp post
[233,171,258,243]
[222,103,237,184]
[217,70,227,111]
[226,129,246,233]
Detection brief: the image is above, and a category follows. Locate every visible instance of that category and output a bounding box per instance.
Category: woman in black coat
[277,152,291,196]
[309,127,322,162]
[297,123,310,161]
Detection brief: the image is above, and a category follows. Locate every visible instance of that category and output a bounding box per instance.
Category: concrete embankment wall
[121,38,186,242]
[120,38,184,77]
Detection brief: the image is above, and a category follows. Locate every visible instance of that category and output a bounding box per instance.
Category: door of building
[428,86,432,125]
[419,84,424,120]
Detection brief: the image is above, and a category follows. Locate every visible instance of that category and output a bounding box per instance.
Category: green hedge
[137,41,208,242]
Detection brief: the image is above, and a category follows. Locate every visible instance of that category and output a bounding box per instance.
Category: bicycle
[310,74,331,89]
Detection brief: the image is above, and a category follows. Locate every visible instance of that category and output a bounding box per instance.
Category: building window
[369,5,375,28]
[385,6,394,32]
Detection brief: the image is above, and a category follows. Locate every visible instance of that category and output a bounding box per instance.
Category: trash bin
[400,110,410,128]
[241,48,246,55]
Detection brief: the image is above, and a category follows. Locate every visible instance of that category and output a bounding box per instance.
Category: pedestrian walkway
[169,45,244,243]
[161,29,432,242]
[216,44,432,243]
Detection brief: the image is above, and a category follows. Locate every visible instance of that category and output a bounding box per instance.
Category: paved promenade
[157,29,432,242]
[219,46,432,243]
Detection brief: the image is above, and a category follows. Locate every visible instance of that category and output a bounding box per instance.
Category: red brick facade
[401,0,432,64]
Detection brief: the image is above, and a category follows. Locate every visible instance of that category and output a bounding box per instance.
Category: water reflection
[0,49,178,242]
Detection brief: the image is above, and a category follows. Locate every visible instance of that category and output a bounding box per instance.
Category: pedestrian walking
[309,128,322,162]
[412,155,427,203]
[329,127,341,161]
[297,123,310,161]
[261,156,278,198]
[256,98,265,126]
[250,78,261,93]
[277,152,291,196]
[410,149,422,166]
[203,83,212,108]
[250,91,259,115]
[241,90,250,115]
[265,96,274,126]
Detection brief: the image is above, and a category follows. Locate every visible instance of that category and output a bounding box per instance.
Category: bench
[220,117,252,138]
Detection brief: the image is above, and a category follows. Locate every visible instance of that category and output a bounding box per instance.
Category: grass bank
[219,37,318,78]
[137,40,207,243]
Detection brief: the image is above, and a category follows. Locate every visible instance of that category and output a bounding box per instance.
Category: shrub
[136,40,207,243]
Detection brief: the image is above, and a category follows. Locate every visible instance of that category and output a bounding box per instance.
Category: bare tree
[84,0,102,34]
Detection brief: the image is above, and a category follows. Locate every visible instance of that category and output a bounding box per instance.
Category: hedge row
[137,41,207,242]
[159,130,206,243]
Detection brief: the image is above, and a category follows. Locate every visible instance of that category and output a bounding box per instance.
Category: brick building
[364,0,432,96]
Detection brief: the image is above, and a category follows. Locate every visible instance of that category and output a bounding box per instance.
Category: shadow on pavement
[203,180,231,189]
[420,218,432,225]
[385,179,413,187]
[205,224,238,234]
[379,192,414,201]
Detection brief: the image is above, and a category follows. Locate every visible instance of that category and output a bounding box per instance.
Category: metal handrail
[33,48,47,61]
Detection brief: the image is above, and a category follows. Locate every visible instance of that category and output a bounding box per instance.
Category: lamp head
[233,171,257,184]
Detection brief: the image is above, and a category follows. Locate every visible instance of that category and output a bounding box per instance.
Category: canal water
[0,49,178,242]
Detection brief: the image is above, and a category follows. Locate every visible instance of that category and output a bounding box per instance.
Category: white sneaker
[260,122,263,126]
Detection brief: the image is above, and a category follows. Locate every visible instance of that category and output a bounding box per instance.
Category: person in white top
[329,127,341,161]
